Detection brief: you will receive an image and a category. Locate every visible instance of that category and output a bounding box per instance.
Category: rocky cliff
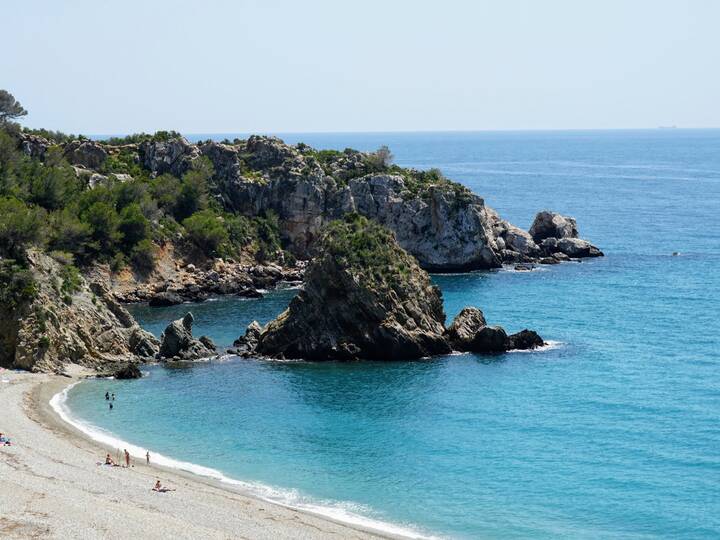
[0,250,158,373]
[20,132,602,273]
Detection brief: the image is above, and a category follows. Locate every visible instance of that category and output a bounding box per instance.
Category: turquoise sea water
[65,130,720,538]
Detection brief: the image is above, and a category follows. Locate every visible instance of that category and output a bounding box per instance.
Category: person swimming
[105,392,109,400]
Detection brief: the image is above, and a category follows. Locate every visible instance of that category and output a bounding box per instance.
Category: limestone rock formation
[158,312,217,360]
[529,211,579,242]
[444,307,487,350]
[530,211,603,260]
[63,140,108,169]
[139,136,199,177]
[0,250,158,373]
[254,216,452,360]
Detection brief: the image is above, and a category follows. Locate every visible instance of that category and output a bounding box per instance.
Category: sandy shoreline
[0,370,408,539]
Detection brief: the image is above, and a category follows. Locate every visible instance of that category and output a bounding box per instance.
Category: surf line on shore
[49,381,433,540]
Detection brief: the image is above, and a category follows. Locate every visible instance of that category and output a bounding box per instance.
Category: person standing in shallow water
[105,392,109,400]
[109,402,113,411]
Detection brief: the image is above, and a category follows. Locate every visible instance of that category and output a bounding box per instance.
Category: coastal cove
[60,130,720,539]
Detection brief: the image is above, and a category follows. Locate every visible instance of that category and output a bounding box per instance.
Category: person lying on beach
[0,433,11,446]
[152,480,176,492]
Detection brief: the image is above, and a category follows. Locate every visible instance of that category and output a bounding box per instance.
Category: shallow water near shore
[65,130,720,538]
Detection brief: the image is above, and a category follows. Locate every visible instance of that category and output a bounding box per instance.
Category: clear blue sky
[5,0,719,134]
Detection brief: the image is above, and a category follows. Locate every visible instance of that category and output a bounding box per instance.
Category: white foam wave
[508,339,564,353]
[50,384,433,539]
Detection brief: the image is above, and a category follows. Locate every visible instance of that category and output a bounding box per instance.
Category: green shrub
[59,264,82,295]
[0,197,45,258]
[0,259,38,311]
[118,203,150,249]
[130,238,156,274]
[182,210,228,257]
[110,252,127,273]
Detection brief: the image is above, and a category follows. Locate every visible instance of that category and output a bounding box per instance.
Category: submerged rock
[159,312,216,360]
[255,216,451,360]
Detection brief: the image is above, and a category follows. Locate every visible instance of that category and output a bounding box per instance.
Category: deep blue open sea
[62,130,720,538]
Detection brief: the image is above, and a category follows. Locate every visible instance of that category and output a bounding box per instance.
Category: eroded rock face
[63,140,108,169]
[529,211,579,242]
[255,217,452,360]
[0,250,158,373]
[159,312,216,360]
[529,211,603,260]
[445,307,487,351]
[138,136,198,177]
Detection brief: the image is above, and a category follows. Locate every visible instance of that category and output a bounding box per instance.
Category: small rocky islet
[2,129,602,373]
[235,215,547,361]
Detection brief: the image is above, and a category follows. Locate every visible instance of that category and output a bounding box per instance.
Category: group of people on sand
[101,449,175,493]
[0,432,12,446]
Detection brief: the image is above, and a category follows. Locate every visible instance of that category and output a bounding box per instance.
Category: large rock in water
[0,250,159,373]
[529,211,579,242]
[529,211,603,259]
[159,312,216,360]
[254,216,452,360]
[445,307,487,351]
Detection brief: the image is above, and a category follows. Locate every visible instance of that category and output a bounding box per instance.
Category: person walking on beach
[124,449,130,468]
[146,451,150,465]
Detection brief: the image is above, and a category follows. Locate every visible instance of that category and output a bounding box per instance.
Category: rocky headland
[2,122,601,374]
[240,216,546,361]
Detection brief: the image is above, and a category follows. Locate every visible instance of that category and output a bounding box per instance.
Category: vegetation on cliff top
[0,91,284,280]
[321,214,419,291]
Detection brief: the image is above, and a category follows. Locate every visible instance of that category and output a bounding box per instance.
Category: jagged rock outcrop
[254,216,452,360]
[529,211,579,242]
[63,140,108,169]
[139,136,199,177]
[445,311,546,354]
[0,250,158,373]
[158,312,217,360]
[19,133,50,160]
[444,307,487,350]
[530,211,603,259]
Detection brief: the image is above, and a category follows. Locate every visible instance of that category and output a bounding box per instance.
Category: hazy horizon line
[75,126,720,139]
